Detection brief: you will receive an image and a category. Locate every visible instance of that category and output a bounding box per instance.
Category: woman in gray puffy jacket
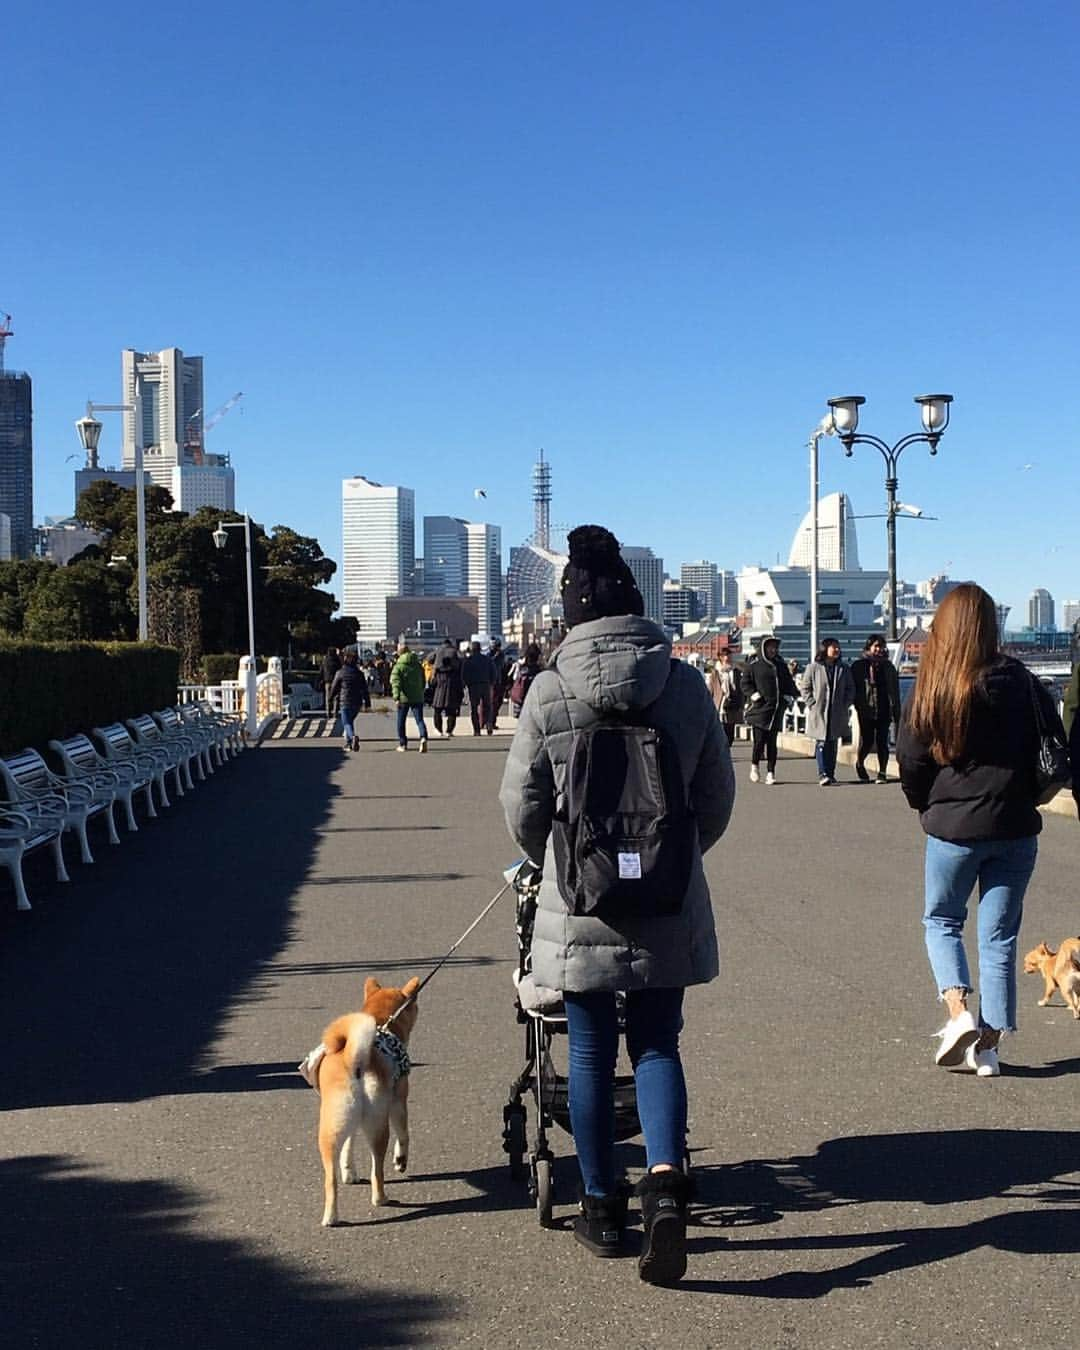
[500,526,735,1284]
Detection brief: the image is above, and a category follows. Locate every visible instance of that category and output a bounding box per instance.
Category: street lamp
[807,412,837,660]
[213,515,257,738]
[75,397,148,640]
[827,394,953,640]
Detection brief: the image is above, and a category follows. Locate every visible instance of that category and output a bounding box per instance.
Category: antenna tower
[0,311,13,373]
[532,448,551,550]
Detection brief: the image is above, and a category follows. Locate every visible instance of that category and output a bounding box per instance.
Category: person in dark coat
[431,639,465,737]
[1065,661,1080,818]
[321,647,341,713]
[851,635,903,783]
[897,583,1065,1077]
[461,642,497,735]
[489,638,511,730]
[500,523,734,1283]
[328,651,370,752]
[740,635,798,784]
[508,642,543,718]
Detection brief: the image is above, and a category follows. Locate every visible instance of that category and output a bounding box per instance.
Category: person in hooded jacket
[500,525,734,1285]
[430,638,464,737]
[321,646,342,714]
[800,638,856,786]
[851,634,902,783]
[390,642,429,752]
[897,583,1065,1078]
[328,651,370,752]
[740,636,798,784]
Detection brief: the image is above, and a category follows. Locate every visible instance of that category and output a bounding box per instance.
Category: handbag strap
[1026,669,1050,736]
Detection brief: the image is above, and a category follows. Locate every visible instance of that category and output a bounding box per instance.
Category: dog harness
[374,1030,411,1084]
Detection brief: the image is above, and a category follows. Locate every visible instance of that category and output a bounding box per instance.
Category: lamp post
[807,413,837,661]
[827,394,953,641]
[75,397,148,640]
[213,515,257,738]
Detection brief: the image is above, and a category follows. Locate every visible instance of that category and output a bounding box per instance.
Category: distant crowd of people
[318,635,548,753]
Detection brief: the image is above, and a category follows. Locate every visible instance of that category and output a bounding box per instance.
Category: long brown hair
[907,583,999,765]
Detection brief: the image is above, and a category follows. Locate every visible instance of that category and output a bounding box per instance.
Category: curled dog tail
[320,1013,378,1078]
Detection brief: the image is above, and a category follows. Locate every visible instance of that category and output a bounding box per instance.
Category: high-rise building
[663,580,698,628]
[121,348,204,490]
[0,512,12,561]
[0,368,32,558]
[1028,588,1055,630]
[680,561,718,618]
[1061,600,1080,631]
[622,546,664,625]
[423,516,469,596]
[170,463,236,514]
[341,476,416,644]
[465,521,503,634]
[789,493,860,570]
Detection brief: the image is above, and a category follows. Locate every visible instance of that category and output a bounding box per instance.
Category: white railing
[177,658,284,739]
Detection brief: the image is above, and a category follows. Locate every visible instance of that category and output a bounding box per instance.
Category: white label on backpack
[618,852,642,880]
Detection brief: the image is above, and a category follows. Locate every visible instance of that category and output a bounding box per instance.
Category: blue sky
[9,1,1079,625]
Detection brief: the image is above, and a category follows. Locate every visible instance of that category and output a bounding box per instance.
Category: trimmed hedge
[0,641,181,757]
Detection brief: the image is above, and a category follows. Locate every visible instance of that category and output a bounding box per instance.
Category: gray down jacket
[499,615,735,993]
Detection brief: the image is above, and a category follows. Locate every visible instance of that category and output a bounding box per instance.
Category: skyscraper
[423,516,469,596]
[789,493,860,570]
[1028,588,1055,630]
[1062,600,1080,631]
[465,521,503,634]
[121,348,203,488]
[0,368,32,558]
[622,546,664,625]
[342,476,416,644]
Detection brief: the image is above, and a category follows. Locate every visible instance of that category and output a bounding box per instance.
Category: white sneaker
[749,765,760,783]
[418,739,428,753]
[964,1042,1000,1077]
[819,775,831,787]
[396,744,407,753]
[934,1010,979,1066]
[765,771,775,785]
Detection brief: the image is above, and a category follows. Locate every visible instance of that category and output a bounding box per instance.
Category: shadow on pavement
[684,1128,1080,1296]
[0,1155,449,1345]
[0,746,339,1111]
[305,872,468,885]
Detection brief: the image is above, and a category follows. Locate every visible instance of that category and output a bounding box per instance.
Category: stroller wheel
[532,1154,554,1228]
[502,1102,527,1180]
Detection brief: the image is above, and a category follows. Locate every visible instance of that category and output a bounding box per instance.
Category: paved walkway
[1,718,1078,1348]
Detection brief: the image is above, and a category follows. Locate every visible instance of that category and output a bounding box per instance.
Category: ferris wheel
[507,526,571,615]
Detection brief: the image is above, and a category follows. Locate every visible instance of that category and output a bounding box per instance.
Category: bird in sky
[1018,463,1036,471]
[474,487,487,499]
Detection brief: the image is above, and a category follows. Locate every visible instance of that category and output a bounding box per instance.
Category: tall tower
[532,448,551,549]
[121,348,204,490]
[0,342,32,558]
[342,476,416,644]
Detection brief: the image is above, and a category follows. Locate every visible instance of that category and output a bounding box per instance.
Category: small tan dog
[303,976,420,1226]
[1023,939,1080,1018]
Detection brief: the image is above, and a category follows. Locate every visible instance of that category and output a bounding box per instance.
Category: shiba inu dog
[1023,939,1080,1018]
[305,976,420,1226]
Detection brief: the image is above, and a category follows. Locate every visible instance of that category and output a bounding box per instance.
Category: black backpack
[551,668,696,919]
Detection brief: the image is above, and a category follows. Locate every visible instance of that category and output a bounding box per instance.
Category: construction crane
[0,311,13,372]
[185,391,243,461]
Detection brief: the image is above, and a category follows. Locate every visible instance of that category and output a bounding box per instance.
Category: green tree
[0,559,53,635]
[22,560,136,641]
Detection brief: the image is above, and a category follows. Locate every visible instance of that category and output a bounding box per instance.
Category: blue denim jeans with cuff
[815,738,838,779]
[922,833,1038,1032]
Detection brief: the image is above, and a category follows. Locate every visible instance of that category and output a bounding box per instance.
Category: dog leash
[377,877,515,1033]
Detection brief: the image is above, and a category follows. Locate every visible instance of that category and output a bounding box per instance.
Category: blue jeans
[815,739,838,779]
[396,703,428,746]
[340,706,357,744]
[563,987,687,1197]
[923,834,1038,1032]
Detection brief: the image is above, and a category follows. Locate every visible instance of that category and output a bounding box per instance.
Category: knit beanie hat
[559,525,645,627]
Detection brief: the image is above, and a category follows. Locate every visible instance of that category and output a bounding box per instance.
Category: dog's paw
[370,1190,387,1208]
[321,1213,340,1227]
[394,1153,408,1174]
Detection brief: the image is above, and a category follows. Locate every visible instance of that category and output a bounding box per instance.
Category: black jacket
[461,652,496,688]
[896,656,1064,841]
[329,664,371,713]
[431,644,464,711]
[851,656,902,725]
[321,652,341,684]
[740,652,798,730]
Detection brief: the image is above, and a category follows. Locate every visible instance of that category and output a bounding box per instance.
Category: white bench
[0,805,67,912]
[126,714,197,793]
[51,732,158,833]
[94,722,177,811]
[0,748,119,888]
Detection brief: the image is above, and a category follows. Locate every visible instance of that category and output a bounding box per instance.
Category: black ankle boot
[636,1170,690,1284]
[574,1190,628,1258]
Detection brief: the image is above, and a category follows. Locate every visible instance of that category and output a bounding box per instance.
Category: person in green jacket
[390,642,430,752]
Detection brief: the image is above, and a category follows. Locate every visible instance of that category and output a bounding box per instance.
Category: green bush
[0,641,180,757]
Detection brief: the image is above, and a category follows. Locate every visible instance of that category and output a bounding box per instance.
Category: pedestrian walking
[500,524,735,1284]
[706,648,743,745]
[461,641,497,735]
[430,638,464,737]
[740,635,798,784]
[896,583,1066,1077]
[507,642,543,718]
[328,651,370,752]
[489,638,511,730]
[390,642,429,752]
[851,635,902,782]
[799,637,856,786]
[321,646,341,714]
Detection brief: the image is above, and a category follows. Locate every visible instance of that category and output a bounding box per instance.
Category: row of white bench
[0,701,245,912]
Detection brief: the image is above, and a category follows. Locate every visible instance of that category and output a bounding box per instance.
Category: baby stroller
[501,861,641,1227]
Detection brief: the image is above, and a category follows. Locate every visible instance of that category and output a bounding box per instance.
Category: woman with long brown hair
[897,584,1064,1076]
